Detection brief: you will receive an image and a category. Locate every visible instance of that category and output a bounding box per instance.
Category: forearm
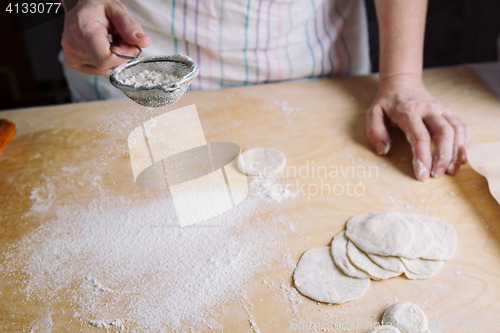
[374,0,428,81]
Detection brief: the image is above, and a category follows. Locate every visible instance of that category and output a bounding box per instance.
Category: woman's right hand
[61,0,151,75]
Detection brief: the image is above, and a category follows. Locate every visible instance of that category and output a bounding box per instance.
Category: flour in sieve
[121,69,182,87]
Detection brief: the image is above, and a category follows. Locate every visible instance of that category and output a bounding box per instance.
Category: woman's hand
[61,0,150,75]
[372,0,471,180]
[366,74,471,181]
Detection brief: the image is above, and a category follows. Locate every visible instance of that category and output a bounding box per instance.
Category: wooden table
[1,67,500,332]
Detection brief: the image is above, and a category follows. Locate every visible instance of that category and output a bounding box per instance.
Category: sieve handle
[110,44,142,60]
[108,34,142,59]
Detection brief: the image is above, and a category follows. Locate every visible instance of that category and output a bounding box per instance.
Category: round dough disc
[368,326,402,333]
[400,257,444,276]
[382,301,429,333]
[346,212,414,256]
[293,247,370,304]
[237,147,286,176]
[367,254,406,273]
[415,214,457,260]
[346,241,402,280]
[403,270,434,280]
[331,231,371,279]
[396,214,434,259]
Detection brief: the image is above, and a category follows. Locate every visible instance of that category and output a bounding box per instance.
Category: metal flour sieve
[109,45,198,108]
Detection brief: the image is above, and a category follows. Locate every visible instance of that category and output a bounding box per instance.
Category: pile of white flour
[2,172,299,331]
[0,103,304,331]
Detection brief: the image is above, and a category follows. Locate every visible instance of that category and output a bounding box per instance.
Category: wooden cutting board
[1,67,499,332]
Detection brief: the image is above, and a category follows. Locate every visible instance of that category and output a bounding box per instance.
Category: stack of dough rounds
[341,211,456,281]
[293,211,457,304]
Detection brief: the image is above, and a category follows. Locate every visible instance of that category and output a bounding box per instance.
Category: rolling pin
[0,119,16,155]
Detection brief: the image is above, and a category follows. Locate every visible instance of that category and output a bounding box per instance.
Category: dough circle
[400,258,444,276]
[403,270,434,280]
[396,214,434,259]
[331,231,371,279]
[416,214,457,260]
[368,326,402,333]
[237,147,286,176]
[346,212,414,256]
[367,254,406,273]
[293,247,370,304]
[382,301,428,333]
[346,241,401,280]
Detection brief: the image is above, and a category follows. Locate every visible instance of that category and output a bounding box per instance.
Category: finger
[462,123,472,165]
[458,145,467,165]
[82,21,126,71]
[63,49,86,69]
[106,4,151,48]
[64,44,115,75]
[464,122,473,144]
[366,104,392,155]
[451,114,472,145]
[398,116,432,181]
[423,114,455,178]
[443,114,467,174]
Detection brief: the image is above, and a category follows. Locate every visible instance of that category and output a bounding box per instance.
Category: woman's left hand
[366,74,472,181]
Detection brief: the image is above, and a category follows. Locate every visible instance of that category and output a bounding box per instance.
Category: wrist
[379,71,422,83]
[378,72,424,91]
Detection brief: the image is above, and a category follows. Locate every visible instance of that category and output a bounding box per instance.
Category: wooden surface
[1,67,500,332]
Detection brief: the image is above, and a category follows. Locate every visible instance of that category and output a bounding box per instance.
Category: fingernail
[446,163,456,175]
[135,31,147,39]
[430,163,439,178]
[382,142,390,155]
[446,155,458,175]
[431,167,445,178]
[413,158,429,181]
[430,152,439,178]
[375,142,389,155]
[447,160,461,175]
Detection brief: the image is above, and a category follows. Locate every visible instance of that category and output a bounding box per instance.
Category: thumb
[366,104,391,155]
[106,4,151,48]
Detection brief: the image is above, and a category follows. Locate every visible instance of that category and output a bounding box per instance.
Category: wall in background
[366,0,500,73]
[0,14,69,110]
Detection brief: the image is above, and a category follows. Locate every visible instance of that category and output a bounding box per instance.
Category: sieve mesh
[110,54,198,108]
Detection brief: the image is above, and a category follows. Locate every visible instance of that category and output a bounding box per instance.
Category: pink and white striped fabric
[122,0,370,90]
